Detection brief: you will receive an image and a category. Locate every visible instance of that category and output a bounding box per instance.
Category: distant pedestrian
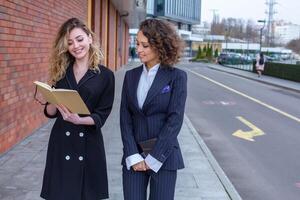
[256,52,265,77]
[39,17,115,200]
[120,18,187,200]
[130,47,136,61]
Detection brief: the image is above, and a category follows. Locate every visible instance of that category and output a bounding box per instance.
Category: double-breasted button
[65,131,70,136]
[78,156,83,161]
[79,132,84,137]
[65,155,70,160]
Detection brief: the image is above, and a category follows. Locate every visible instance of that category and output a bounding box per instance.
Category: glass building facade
[146,0,202,56]
[148,0,201,25]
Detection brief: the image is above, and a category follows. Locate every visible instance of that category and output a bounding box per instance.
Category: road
[180,62,300,200]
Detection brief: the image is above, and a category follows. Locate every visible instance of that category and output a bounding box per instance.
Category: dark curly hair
[139,18,184,66]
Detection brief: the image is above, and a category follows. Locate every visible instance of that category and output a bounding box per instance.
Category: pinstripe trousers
[122,166,177,200]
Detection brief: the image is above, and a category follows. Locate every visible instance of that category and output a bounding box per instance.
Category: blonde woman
[40,18,114,200]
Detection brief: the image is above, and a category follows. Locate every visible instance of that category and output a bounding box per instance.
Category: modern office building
[192,22,211,36]
[132,0,202,56]
[147,0,201,24]
[275,23,300,45]
[0,0,147,154]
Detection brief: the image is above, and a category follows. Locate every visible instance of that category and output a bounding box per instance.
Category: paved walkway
[0,62,248,200]
[204,62,300,93]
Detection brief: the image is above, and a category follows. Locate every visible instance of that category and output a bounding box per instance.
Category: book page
[34,81,58,104]
[34,81,52,90]
[34,81,90,114]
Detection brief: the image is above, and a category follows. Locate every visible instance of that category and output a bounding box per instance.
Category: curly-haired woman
[120,18,187,200]
[40,17,115,200]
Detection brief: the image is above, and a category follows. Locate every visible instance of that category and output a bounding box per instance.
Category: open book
[34,81,90,114]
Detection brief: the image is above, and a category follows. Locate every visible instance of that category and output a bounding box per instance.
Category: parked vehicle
[218,52,253,65]
[217,53,230,64]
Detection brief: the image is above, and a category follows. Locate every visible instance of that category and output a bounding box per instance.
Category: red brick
[0,74,8,81]
[0,19,11,27]
[0,60,8,67]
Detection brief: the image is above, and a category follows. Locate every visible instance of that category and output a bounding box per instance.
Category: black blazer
[120,65,187,170]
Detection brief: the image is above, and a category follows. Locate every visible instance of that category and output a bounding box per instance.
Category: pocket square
[161,85,171,94]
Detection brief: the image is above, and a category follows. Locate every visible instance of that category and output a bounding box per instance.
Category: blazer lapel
[77,69,96,88]
[130,65,143,110]
[142,66,171,110]
[66,64,78,90]
[66,63,97,89]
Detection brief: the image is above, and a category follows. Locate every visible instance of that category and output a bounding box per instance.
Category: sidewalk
[180,57,300,93]
[205,63,300,93]
[0,62,237,200]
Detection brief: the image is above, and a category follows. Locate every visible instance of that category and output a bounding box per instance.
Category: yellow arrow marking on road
[232,116,265,141]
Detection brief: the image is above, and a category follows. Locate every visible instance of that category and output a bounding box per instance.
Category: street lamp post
[225,28,228,53]
[258,20,266,52]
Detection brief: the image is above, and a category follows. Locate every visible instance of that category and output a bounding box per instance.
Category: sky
[202,0,300,25]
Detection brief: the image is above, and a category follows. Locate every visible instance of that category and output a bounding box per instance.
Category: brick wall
[0,0,129,154]
[0,0,88,154]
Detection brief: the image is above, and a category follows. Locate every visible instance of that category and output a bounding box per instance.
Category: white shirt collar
[142,63,160,74]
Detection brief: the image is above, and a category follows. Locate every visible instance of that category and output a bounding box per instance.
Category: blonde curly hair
[49,18,104,85]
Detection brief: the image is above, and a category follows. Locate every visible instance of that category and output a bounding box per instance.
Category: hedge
[253,61,300,82]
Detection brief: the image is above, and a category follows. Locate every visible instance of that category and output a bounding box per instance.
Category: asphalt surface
[180,61,300,200]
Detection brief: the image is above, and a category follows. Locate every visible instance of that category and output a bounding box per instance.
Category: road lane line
[232,116,265,141]
[186,68,300,123]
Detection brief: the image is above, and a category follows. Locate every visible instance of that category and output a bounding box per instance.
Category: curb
[184,115,242,200]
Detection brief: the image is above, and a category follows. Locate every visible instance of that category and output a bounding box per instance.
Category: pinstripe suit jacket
[120,65,187,170]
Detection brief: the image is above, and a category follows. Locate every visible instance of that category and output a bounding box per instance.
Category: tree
[210,17,259,43]
[214,48,219,58]
[245,19,259,42]
[286,39,300,54]
[203,45,207,57]
[196,45,202,59]
[207,43,213,59]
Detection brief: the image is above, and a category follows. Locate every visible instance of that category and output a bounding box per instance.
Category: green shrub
[214,49,219,58]
[196,45,202,59]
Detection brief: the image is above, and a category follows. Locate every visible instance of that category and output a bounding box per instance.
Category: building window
[147,0,154,15]
[157,0,164,13]
[172,1,176,15]
[184,0,187,17]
